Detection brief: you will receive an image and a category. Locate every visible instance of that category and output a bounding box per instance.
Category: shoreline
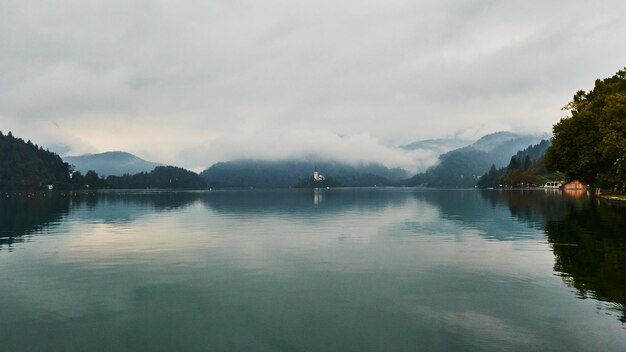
[598,194,626,206]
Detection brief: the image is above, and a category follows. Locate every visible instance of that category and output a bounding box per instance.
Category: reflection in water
[0,191,202,250]
[544,199,626,322]
[198,188,411,215]
[476,190,626,323]
[412,190,554,240]
[1,189,625,351]
[562,189,589,199]
[412,189,626,323]
[478,189,578,227]
[1,189,411,251]
[0,192,70,249]
[313,188,324,205]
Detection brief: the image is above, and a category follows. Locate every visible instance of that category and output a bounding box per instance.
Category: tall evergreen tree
[0,131,72,189]
[508,156,520,170]
[522,155,532,171]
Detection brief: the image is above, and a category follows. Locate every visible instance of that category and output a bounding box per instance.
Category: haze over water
[1,189,625,351]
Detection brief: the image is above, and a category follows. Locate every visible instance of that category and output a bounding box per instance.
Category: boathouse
[563,180,586,190]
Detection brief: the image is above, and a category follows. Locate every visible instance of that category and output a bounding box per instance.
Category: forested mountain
[63,151,161,176]
[509,139,551,163]
[476,140,558,188]
[0,131,71,189]
[405,132,546,187]
[106,166,207,189]
[201,160,409,188]
[0,132,206,190]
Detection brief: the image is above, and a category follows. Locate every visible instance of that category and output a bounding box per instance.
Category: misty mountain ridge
[201,159,409,188]
[400,137,474,154]
[63,151,162,177]
[468,131,548,151]
[406,132,547,187]
[469,131,523,151]
[60,131,548,188]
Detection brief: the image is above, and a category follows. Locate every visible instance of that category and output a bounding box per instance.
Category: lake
[1,188,625,351]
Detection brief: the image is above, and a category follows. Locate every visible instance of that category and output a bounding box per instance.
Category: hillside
[106,166,207,189]
[63,151,162,176]
[0,131,72,189]
[201,159,409,188]
[405,132,546,187]
[476,140,557,188]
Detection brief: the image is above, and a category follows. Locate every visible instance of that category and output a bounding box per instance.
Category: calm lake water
[1,188,625,351]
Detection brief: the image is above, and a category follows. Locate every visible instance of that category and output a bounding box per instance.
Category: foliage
[545,68,626,189]
[0,131,72,189]
[106,166,207,189]
[70,170,109,189]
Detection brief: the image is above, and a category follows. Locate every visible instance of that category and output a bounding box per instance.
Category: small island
[293,168,341,188]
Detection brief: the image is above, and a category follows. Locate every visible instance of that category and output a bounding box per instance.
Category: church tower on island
[313,167,325,181]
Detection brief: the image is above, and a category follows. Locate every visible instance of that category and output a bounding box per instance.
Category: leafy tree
[545,68,626,189]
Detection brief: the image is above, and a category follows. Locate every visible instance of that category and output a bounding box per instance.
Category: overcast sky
[1,0,625,171]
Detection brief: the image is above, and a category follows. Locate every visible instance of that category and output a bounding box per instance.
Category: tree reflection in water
[0,191,201,251]
[545,199,626,323]
[0,192,70,249]
[480,190,626,323]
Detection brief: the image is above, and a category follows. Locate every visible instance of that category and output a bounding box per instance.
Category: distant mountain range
[53,131,549,189]
[406,132,548,187]
[63,151,162,176]
[400,137,474,154]
[200,160,409,188]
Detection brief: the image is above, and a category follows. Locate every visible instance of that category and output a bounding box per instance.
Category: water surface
[1,189,625,351]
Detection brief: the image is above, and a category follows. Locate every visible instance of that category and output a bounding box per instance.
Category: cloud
[1,0,625,170]
[179,129,443,172]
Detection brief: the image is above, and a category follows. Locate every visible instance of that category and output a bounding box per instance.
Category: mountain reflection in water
[0,188,626,351]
